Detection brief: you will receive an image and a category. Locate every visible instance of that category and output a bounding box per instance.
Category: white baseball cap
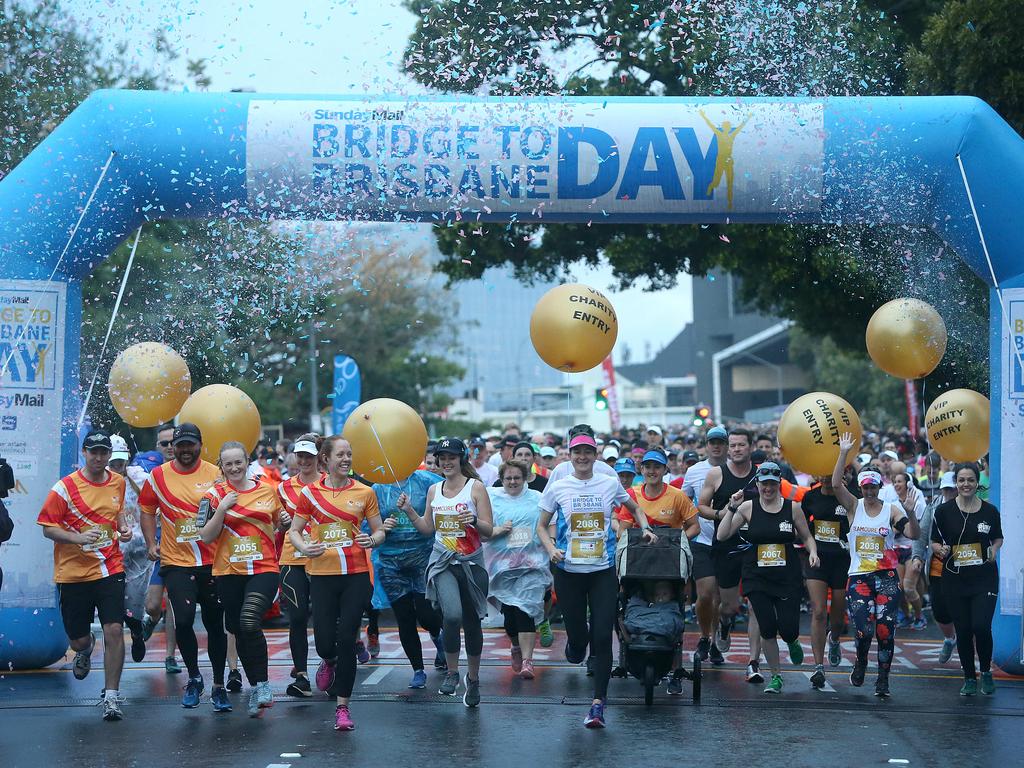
[293,440,319,456]
[939,471,956,490]
[109,434,130,462]
[602,445,619,460]
[647,425,663,436]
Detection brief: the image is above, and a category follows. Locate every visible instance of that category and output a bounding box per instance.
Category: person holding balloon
[832,433,919,698]
[397,437,494,706]
[930,462,1003,696]
[198,441,284,717]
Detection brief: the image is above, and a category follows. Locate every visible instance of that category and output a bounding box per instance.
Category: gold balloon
[107,342,191,427]
[177,384,262,463]
[529,283,618,373]
[343,398,427,484]
[925,388,990,462]
[778,392,863,477]
[865,298,947,379]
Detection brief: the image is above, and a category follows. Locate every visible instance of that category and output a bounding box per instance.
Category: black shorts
[801,549,851,590]
[58,572,125,639]
[897,547,912,565]
[714,546,745,590]
[691,542,716,581]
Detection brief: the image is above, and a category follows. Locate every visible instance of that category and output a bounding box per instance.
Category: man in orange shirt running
[37,430,132,721]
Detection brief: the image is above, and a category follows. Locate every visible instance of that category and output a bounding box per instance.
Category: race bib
[952,543,984,567]
[813,520,840,544]
[507,526,532,549]
[81,524,114,552]
[434,512,466,538]
[568,535,606,564]
[174,517,200,543]
[229,536,263,563]
[315,521,354,549]
[569,511,605,536]
[855,535,885,561]
[757,543,787,567]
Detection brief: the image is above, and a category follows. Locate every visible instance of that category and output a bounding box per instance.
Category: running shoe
[367,632,380,659]
[129,624,147,663]
[433,633,448,671]
[874,672,891,698]
[73,633,95,680]
[165,656,182,675]
[537,620,554,648]
[463,675,480,708]
[585,656,594,676]
[939,638,956,664]
[316,659,336,692]
[226,669,243,692]
[247,688,260,717]
[827,630,842,668]
[182,676,204,708]
[787,639,804,666]
[510,645,523,673]
[717,617,734,652]
[746,660,764,684]
[355,640,370,664]
[439,671,460,696]
[849,660,867,687]
[896,612,911,629]
[810,665,826,690]
[980,671,996,695]
[408,669,427,689]
[256,680,273,709]
[565,640,586,664]
[960,677,978,696]
[334,704,355,731]
[101,695,124,721]
[910,617,928,631]
[583,700,606,729]
[521,659,535,680]
[667,675,683,695]
[211,686,232,712]
[286,673,312,698]
[764,674,783,694]
[696,636,711,661]
[141,615,156,642]
[708,643,725,666]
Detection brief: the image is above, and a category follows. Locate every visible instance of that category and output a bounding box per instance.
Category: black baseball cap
[682,450,700,464]
[82,430,113,451]
[469,436,486,447]
[172,422,203,445]
[433,437,465,456]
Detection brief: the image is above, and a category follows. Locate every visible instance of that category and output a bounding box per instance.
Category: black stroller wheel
[643,661,656,706]
[692,652,702,703]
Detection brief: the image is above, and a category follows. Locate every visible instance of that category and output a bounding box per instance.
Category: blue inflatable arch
[1,91,1022,671]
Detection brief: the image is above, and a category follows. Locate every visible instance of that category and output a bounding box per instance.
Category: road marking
[363,667,391,685]
[266,763,291,768]
[803,671,837,692]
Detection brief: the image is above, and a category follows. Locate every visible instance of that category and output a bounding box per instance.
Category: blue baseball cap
[706,426,728,442]
[614,457,637,475]
[640,450,668,466]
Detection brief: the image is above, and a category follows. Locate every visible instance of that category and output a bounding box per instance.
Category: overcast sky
[63,0,693,360]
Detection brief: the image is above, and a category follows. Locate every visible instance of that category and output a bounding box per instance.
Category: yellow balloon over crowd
[925,388,990,462]
[107,342,191,427]
[343,398,428,484]
[529,283,618,373]
[177,384,262,463]
[778,392,863,477]
[865,298,947,380]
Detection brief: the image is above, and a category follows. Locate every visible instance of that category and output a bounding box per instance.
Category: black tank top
[712,462,756,550]
[741,497,801,595]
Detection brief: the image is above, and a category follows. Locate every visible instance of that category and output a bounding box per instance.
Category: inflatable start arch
[1,92,1022,671]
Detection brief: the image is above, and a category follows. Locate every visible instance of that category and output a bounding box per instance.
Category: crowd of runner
[35,418,1002,729]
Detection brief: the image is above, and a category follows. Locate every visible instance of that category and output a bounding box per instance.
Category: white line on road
[363,667,391,685]
[802,671,836,692]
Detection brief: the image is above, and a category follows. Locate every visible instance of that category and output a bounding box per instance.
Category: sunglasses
[757,469,782,479]
[158,440,172,447]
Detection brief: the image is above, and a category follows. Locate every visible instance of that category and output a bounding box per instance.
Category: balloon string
[1,150,117,380]
[367,418,411,496]
[77,225,144,430]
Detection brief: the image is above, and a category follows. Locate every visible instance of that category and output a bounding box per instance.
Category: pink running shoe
[334,704,355,731]
[510,645,523,673]
[316,659,336,692]
[520,659,535,680]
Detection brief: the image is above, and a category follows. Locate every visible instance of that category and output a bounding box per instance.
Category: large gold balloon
[865,298,947,379]
[778,392,863,477]
[343,398,427,484]
[107,342,191,427]
[925,389,990,462]
[529,283,618,373]
[177,384,262,463]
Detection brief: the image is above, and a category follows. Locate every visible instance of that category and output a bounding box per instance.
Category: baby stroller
[615,527,700,704]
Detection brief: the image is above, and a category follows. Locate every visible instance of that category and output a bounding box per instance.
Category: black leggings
[502,604,536,642]
[365,606,379,636]
[944,584,997,677]
[929,575,953,625]
[162,565,227,684]
[391,592,442,671]
[552,566,618,700]
[280,565,310,674]
[310,572,373,698]
[746,590,800,642]
[217,572,277,685]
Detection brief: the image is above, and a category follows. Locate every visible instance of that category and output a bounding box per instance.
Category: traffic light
[694,404,711,426]
[594,387,609,411]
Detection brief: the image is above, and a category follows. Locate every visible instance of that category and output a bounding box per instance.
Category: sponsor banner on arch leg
[245,99,824,220]
[1000,288,1024,615]
[0,279,65,609]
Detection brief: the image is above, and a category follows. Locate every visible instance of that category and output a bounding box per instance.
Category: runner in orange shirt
[199,441,284,717]
[288,435,385,731]
[138,422,227,710]
[37,430,132,721]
